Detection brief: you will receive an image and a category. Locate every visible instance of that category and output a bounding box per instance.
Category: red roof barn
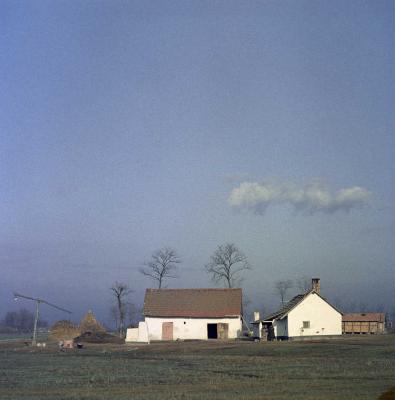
[133,288,243,341]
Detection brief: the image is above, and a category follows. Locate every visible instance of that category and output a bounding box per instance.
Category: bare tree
[295,276,311,293]
[2,309,48,333]
[139,247,181,289]
[389,306,395,329]
[110,282,133,338]
[125,303,140,328]
[205,243,251,288]
[274,279,294,307]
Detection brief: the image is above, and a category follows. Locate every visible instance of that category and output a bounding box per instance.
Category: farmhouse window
[303,321,310,329]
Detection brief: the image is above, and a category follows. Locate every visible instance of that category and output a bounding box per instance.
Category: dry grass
[0,335,394,399]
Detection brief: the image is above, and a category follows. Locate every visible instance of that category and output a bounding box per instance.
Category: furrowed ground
[0,335,394,400]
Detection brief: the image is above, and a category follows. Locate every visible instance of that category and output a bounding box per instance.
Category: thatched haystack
[79,310,106,334]
[50,320,80,341]
[74,310,123,344]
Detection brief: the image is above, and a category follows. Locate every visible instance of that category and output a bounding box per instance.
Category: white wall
[125,321,149,343]
[125,328,138,342]
[145,317,242,340]
[138,321,149,342]
[252,322,261,338]
[287,293,342,337]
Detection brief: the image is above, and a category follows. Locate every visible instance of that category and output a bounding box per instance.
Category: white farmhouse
[126,288,243,342]
[252,279,342,340]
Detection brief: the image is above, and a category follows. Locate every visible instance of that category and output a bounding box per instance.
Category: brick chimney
[312,278,320,294]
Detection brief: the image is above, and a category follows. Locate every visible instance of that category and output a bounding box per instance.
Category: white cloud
[228,181,371,215]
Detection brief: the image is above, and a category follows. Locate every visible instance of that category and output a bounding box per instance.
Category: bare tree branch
[110,281,133,338]
[273,279,294,307]
[205,243,251,288]
[295,276,311,293]
[139,247,181,288]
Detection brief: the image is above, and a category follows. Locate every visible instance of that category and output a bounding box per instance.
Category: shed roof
[263,291,341,321]
[342,313,385,322]
[143,288,242,318]
[264,294,306,321]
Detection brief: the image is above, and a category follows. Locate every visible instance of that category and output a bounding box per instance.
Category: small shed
[342,313,385,334]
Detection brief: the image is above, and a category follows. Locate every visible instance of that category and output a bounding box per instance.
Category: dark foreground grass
[0,335,394,399]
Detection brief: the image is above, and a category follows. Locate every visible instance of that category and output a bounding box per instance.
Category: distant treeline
[0,309,48,333]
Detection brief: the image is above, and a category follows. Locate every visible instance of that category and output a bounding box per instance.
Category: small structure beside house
[252,278,342,340]
[342,313,386,334]
[126,288,243,342]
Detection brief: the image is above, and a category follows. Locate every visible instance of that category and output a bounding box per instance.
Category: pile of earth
[73,331,123,344]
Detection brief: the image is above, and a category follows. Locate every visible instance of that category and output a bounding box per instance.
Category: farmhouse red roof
[143,288,242,318]
[342,313,385,322]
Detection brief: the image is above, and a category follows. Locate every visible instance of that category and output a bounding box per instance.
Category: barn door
[162,322,173,340]
[217,323,229,339]
[207,323,217,339]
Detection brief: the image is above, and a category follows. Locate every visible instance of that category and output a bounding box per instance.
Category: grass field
[0,335,394,399]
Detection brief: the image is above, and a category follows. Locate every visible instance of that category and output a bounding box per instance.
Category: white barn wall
[145,317,242,340]
[125,321,149,343]
[125,328,138,342]
[138,321,149,342]
[287,293,342,337]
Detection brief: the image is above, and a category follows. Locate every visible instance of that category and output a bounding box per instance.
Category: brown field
[0,334,394,399]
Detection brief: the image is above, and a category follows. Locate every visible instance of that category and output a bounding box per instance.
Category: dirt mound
[50,320,80,341]
[74,331,123,344]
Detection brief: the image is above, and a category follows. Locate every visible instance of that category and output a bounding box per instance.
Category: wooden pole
[32,300,40,345]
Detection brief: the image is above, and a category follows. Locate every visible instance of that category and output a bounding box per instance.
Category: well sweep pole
[32,300,40,345]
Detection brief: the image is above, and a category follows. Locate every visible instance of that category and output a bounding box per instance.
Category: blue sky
[1,0,394,325]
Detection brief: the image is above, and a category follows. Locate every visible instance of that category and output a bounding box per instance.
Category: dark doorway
[207,323,218,339]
